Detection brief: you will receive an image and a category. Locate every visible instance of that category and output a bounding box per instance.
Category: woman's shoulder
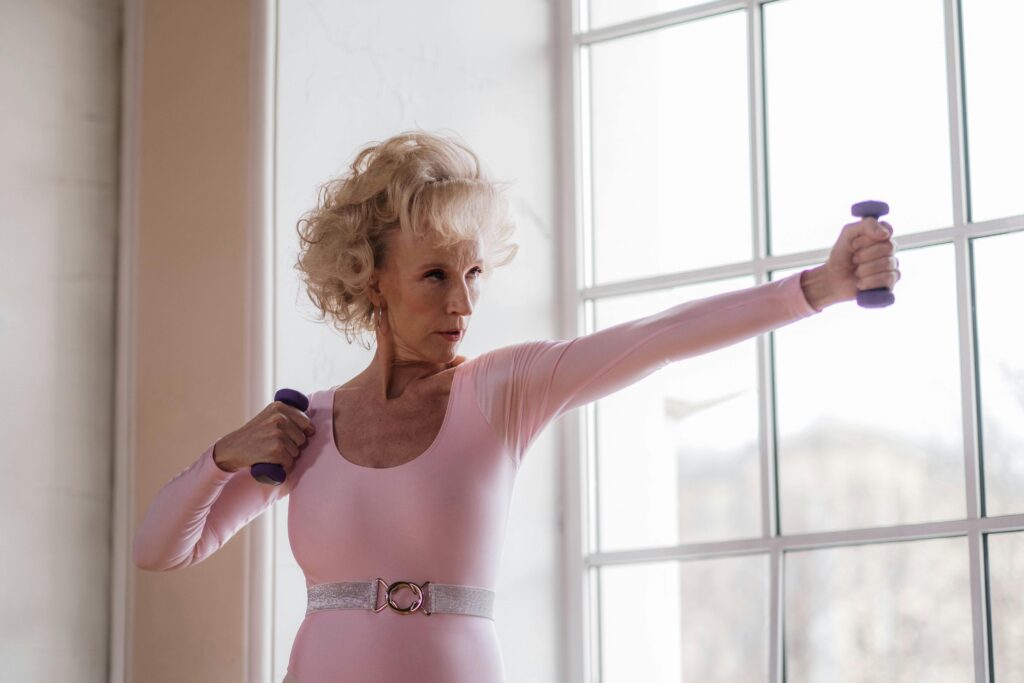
[484,338,567,360]
[465,338,569,382]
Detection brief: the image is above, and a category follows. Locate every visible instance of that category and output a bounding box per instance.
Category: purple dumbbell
[851,199,895,308]
[250,388,309,486]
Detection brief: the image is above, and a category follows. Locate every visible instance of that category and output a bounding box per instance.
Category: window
[570,0,1024,680]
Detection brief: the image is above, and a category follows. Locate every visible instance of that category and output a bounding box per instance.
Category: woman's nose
[448,297,472,316]
[448,286,473,316]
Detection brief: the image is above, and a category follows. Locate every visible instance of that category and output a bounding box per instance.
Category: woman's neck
[346,350,452,401]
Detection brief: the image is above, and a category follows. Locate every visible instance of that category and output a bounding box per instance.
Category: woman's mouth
[438,330,462,342]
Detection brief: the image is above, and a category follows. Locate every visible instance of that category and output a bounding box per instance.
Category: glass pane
[588,0,707,31]
[593,276,761,553]
[763,0,953,256]
[773,244,965,535]
[988,531,1024,682]
[961,0,1024,223]
[973,231,1024,517]
[599,555,768,682]
[785,537,973,681]
[589,12,751,286]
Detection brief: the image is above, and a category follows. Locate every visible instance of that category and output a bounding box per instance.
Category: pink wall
[130,1,257,680]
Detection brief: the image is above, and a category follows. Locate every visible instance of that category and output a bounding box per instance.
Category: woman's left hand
[822,217,902,304]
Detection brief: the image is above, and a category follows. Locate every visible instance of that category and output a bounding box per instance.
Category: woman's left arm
[536,215,905,417]
[475,269,821,468]
[538,268,820,414]
[476,218,900,467]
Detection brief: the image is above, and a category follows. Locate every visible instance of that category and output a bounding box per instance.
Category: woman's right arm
[132,441,292,571]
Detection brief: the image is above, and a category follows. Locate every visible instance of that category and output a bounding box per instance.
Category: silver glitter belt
[306,578,495,620]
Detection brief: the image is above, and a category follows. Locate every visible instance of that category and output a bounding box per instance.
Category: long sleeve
[132,441,293,571]
[473,270,822,468]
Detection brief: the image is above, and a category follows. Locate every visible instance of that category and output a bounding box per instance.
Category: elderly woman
[132,130,900,683]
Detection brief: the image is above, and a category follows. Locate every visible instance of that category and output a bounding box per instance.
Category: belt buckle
[373,578,432,616]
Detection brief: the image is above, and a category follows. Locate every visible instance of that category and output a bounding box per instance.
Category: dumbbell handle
[250,388,309,486]
[851,200,895,308]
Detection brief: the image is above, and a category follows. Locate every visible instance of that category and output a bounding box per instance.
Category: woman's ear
[367,275,382,307]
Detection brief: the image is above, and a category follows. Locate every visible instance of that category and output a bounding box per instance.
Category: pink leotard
[132,271,820,682]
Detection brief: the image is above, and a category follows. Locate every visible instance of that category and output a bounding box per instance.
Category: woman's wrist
[212,442,238,473]
[799,266,836,312]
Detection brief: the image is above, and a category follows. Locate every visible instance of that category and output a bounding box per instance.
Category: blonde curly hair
[294,130,519,349]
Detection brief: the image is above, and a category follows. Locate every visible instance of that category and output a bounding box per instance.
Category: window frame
[564,1,1024,681]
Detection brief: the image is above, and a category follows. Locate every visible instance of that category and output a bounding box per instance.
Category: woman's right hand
[212,401,317,473]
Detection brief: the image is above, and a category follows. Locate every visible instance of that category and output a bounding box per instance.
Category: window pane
[587,0,707,31]
[593,276,761,553]
[772,245,965,535]
[599,555,768,682]
[961,0,1024,223]
[972,231,1024,517]
[589,12,751,286]
[785,537,973,681]
[987,531,1024,681]
[763,0,952,256]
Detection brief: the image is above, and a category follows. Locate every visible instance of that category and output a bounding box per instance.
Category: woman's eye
[427,268,483,280]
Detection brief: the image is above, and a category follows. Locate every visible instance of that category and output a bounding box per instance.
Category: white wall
[272,1,565,681]
[0,0,122,679]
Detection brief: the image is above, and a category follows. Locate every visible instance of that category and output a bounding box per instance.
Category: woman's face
[371,229,484,364]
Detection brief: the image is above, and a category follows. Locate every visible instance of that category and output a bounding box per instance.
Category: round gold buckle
[373,578,432,616]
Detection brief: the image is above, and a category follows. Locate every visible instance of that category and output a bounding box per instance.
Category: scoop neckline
[325,361,464,471]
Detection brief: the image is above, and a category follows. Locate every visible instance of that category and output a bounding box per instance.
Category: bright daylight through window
[574,0,1024,680]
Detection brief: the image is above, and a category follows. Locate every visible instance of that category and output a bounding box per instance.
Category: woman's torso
[329,364,458,469]
[283,357,518,683]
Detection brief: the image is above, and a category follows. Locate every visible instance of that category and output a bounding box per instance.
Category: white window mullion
[747,0,784,681]
[943,0,992,678]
